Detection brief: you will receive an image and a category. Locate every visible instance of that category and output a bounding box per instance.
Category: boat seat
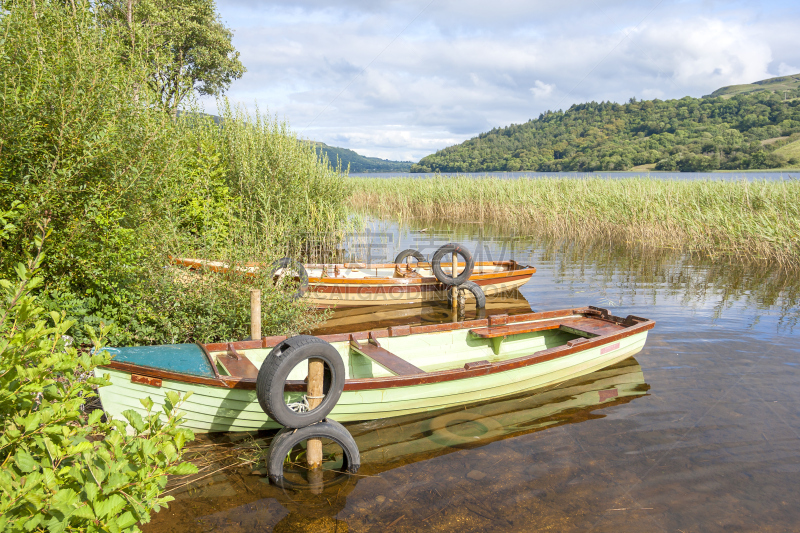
[561,317,626,337]
[469,316,627,355]
[468,317,567,339]
[216,343,259,379]
[350,334,425,376]
[469,316,625,339]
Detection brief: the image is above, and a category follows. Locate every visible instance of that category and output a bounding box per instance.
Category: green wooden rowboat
[94,306,654,433]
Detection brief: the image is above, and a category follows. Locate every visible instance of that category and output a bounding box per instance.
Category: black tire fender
[267,419,361,488]
[393,248,425,265]
[431,243,474,286]
[268,258,309,299]
[256,336,345,428]
[447,280,486,308]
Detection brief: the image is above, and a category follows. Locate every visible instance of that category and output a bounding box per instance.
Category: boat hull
[95,328,649,433]
[307,273,533,308]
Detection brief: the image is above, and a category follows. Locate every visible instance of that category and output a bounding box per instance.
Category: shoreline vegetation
[1,1,353,347]
[1,1,352,531]
[350,175,800,267]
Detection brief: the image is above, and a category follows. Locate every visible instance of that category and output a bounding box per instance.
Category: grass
[775,138,800,161]
[709,73,800,98]
[350,175,800,267]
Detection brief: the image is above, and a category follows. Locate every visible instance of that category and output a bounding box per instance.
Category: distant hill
[175,113,414,173]
[412,75,800,173]
[312,142,414,173]
[708,74,800,99]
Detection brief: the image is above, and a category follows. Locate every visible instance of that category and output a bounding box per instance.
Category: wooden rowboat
[95,306,654,433]
[171,256,536,308]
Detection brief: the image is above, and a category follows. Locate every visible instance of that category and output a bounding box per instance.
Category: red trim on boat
[100,307,654,393]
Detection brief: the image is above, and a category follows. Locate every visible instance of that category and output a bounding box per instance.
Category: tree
[103,0,246,115]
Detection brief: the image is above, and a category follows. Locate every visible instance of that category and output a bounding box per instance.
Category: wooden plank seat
[468,317,571,339]
[350,334,425,376]
[469,316,626,339]
[561,317,626,337]
[469,315,627,355]
[216,343,260,379]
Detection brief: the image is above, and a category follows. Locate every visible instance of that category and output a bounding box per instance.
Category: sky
[203,0,800,162]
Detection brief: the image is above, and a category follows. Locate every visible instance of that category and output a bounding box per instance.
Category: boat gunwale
[99,307,654,392]
[308,270,536,287]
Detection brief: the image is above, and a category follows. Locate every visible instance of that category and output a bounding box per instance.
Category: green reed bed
[350,176,800,266]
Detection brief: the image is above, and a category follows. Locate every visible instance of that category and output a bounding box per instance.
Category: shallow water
[144,222,800,533]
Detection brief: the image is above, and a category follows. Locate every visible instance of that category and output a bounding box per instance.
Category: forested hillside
[412,86,800,173]
[312,142,414,172]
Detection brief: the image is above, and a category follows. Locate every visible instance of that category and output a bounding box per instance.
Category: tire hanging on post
[393,248,425,265]
[267,258,309,300]
[256,336,345,428]
[267,419,361,489]
[431,243,474,286]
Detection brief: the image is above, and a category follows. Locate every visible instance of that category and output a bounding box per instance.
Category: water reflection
[145,219,800,532]
[354,219,800,333]
[311,288,534,335]
[148,358,648,532]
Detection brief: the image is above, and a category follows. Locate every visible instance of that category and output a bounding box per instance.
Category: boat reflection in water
[154,357,648,533]
[352,355,647,468]
[311,288,535,335]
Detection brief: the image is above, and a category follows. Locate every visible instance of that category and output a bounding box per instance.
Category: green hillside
[412,80,800,173]
[774,138,800,160]
[312,142,414,173]
[708,74,800,98]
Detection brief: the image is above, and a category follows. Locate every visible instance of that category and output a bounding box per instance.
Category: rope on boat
[287,394,325,413]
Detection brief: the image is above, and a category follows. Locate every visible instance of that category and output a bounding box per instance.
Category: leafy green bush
[0,1,352,346]
[0,232,197,533]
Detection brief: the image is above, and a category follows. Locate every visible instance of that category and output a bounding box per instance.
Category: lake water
[352,170,799,181]
[144,221,800,533]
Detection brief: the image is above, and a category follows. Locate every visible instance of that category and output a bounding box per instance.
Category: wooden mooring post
[450,251,458,311]
[307,358,324,493]
[250,289,262,341]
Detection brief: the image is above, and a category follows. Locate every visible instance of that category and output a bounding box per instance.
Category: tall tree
[104,0,246,115]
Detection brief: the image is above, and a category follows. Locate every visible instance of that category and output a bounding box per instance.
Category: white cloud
[530,80,555,99]
[778,62,800,76]
[206,0,800,161]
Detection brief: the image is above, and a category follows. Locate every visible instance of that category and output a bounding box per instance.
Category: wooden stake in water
[250,289,262,341]
[307,358,324,491]
[451,251,459,310]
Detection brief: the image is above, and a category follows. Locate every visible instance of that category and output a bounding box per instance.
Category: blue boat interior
[103,344,216,378]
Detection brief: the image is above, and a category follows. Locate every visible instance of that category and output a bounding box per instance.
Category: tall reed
[350,176,800,266]
[215,100,356,262]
